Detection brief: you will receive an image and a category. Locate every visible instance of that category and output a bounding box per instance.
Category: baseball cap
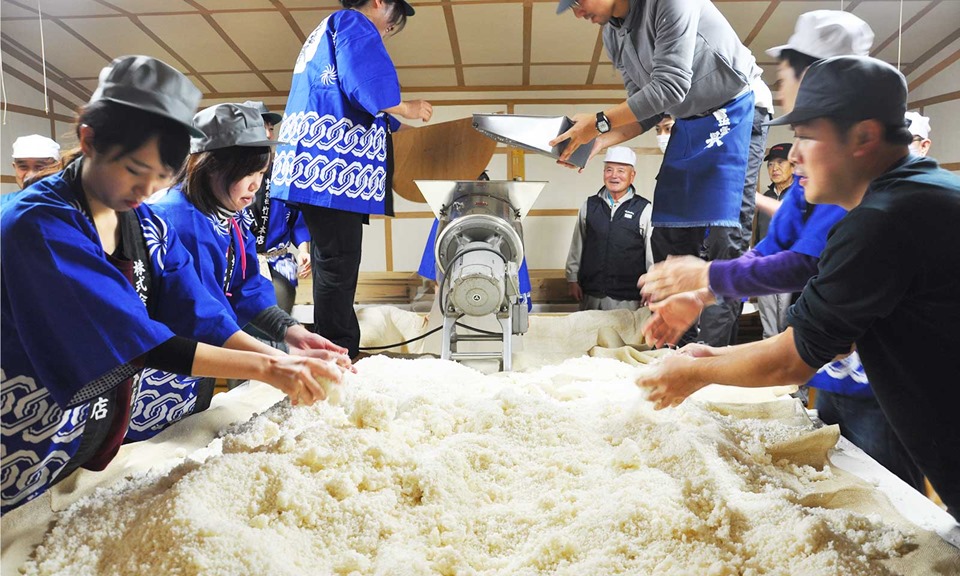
[241,100,283,126]
[763,143,792,162]
[190,104,279,154]
[12,135,60,159]
[767,10,874,60]
[89,55,204,138]
[604,146,636,166]
[556,0,575,13]
[905,111,931,140]
[765,56,907,128]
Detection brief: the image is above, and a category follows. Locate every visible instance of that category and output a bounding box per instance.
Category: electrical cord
[356,319,504,352]
[359,246,510,352]
[358,324,445,351]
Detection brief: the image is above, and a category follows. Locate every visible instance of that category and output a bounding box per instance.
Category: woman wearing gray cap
[272,0,433,358]
[0,57,347,512]
[138,103,352,442]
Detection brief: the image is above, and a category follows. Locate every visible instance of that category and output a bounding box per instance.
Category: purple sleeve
[708,248,819,298]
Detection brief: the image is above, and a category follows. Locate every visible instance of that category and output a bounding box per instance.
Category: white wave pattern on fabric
[1,372,86,509]
[272,111,388,200]
[22,357,912,575]
[817,351,868,383]
[128,369,202,433]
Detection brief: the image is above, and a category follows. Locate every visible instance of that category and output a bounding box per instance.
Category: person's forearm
[691,330,816,388]
[190,341,275,381]
[709,250,819,298]
[595,120,644,151]
[222,330,285,357]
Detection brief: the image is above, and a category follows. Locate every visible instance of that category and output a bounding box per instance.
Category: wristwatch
[595,111,611,134]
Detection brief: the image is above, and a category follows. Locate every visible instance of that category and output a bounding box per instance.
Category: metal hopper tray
[472,113,595,169]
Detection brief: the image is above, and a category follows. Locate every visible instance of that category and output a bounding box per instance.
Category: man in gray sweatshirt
[553,0,772,347]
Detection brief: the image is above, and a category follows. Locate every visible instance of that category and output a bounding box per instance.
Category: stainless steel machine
[417,180,546,371]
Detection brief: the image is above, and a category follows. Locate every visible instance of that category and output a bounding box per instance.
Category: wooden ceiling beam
[270,0,307,44]
[181,0,277,92]
[440,0,465,87]
[743,0,780,48]
[909,47,960,91]
[585,28,605,85]
[871,0,940,58]
[908,89,960,109]
[90,0,219,94]
[522,2,533,86]
[0,29,95,100]
[903,27,960,76]
[1,63,82,112]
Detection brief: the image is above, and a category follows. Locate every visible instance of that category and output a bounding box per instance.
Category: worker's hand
[400,99,433,122]
[555,140,605,172]
[635,354,707,410]
[296,250,311,279]
[677,342,718,358]
[263,355,343,406]
[289,346,354,373]
[638,256,710,302]
[285,325,349,355]
[641,293,704,348]
[550,112,597,164]
[568,281,583,302]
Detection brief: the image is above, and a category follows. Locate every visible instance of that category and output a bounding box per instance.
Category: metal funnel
[472,113,596,169]
[415,180,547,221]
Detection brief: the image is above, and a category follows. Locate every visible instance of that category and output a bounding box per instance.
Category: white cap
[12,134,61,160]
[905,111,930,140]
[603,146,636,167]
[766,10,874,60]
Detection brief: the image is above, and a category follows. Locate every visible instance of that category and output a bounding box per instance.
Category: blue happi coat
[0,169,239,512]
[271,10,402,215]
[129,186,279,442]
[756,181,869,397]
[250,175,310,286]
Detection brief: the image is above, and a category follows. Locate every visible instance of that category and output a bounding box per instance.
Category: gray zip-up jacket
[604,0,764,129]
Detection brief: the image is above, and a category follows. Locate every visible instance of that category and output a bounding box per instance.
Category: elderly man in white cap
[566,146,653,311]
[906,111,932,157]
[10,134,60,189]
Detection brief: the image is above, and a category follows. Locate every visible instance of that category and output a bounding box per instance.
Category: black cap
[763,143,792,162]
[765,56,907,128]
[396,0,415,16]
[241,100,283,126]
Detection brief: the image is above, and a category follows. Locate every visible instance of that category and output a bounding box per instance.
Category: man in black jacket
[637,56,960,520]
[566,146,653,311]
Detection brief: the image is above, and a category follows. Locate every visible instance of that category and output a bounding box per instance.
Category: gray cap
[241,100,282,126]
[89,55,204,138]
[190,103,278,154]
[556,0,575,14]
[765,56,907,128]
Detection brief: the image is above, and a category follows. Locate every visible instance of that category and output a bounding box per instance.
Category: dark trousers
[650,104,769,347]
[816,390,926,493]
[270,267,296,314]
[299,205,365,358]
